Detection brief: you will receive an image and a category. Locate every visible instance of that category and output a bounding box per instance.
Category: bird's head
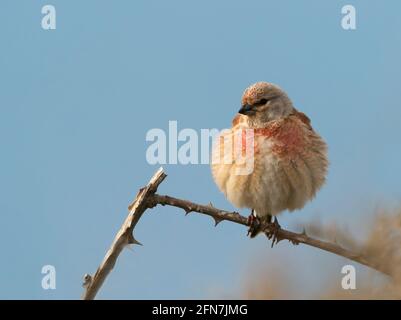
[239,82,294,126]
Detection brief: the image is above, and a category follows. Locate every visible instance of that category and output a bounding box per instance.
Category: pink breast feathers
[254,117,307,157]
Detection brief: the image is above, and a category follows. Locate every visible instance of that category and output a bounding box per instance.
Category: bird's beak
[238,104,253,115]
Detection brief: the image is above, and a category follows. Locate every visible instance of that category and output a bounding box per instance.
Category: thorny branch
[82,167,391,300]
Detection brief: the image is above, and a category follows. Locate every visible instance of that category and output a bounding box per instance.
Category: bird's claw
[247,213,261,237]
[264,217,282,248]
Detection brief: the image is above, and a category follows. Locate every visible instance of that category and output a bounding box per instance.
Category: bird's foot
[264,217,282,248]
[247,212,261,238]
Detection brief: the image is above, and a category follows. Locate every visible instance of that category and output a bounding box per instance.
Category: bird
[211,82,328,241]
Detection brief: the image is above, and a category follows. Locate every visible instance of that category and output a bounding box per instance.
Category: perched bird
[211,82,328,239]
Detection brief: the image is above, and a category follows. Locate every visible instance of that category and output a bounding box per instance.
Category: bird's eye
[255,98,268,106]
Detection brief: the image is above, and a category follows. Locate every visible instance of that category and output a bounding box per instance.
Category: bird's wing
[292,109,313,131]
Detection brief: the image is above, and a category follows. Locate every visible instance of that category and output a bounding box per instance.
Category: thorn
[128,234,143,246]
[213,216,223,227]
[184,209,192,216]
[302,227,307,236]
[209,202,214,208]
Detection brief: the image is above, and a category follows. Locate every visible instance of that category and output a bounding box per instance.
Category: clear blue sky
[1,0,401,299]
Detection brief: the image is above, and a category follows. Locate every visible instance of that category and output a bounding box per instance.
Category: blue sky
[1,0,401,299]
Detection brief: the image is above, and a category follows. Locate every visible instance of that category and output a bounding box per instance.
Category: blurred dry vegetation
[240,206,401,299]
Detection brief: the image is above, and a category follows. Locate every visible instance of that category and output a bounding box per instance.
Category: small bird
[211,82,328,240]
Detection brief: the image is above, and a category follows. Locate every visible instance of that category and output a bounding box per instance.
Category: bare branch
[81,167,166,300]
[82,168,390,299]
[149,194,391,276]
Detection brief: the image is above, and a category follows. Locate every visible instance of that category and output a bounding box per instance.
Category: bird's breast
[211,116,328,217]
